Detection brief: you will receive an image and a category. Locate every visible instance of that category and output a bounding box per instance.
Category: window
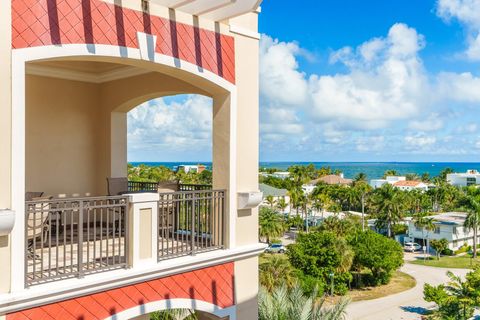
[453,227,457,234]
[467,177,476,186]
[415,226,422,232]
[434,226,440,234]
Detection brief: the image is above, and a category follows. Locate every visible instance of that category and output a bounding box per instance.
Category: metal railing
[128,180,158,192]
[157,190,225,260]
[25,196,128,287]
[178,184,213,191]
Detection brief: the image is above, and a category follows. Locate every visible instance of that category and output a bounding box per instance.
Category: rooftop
[310,175,353,186]
[393,180,424,187]
[429,212,468,225]
[259,183,287,197]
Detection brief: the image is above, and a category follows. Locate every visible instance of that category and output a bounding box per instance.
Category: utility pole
[361,192,365,232]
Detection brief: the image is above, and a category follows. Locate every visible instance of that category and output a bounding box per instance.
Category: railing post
[77,200,84,279]
[191,192,196,256]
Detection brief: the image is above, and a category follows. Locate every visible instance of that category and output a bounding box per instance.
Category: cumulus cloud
[128,95,212,159]
[436,0,480,60]
[259,23,480,159]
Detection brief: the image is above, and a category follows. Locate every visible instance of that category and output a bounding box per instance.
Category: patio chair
[107,177,128,196]
[26,196,53,259]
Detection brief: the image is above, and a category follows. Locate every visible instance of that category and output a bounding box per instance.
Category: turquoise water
[129,162,480,179]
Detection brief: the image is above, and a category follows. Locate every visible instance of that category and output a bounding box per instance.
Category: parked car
[265,243,286,254]
[404,242,422,252]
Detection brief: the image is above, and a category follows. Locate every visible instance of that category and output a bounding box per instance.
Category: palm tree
[266,195,276,208]
[371,184,403,237]
[413,211,435,255]
[405,173,420,181]
[464,197,480,258]
[354,172,367,184]
[383,170,399,178]
[277,197,288,214]
[259,255,296,292]
[258,284,349,320]
[151,309,197,320]
[353,182,371,231]
[259,207,285,244]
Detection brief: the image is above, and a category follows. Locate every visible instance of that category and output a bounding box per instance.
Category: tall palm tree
[413,211,435,254]
[371,184,403,237]
[464,197,480,258]
[354,172,367,184]
[383,170,399,178]
[405,173,420,181]
[258,284,349,320]
[353,182,371,231]
[266,195,276,208]
[277,198,288,214]
[259,207,285,244]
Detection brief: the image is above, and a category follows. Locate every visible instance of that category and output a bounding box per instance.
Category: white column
[127,192,159,268]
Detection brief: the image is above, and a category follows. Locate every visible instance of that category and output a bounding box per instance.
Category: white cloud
[408,113,444,131]
[259,36,308,106]
[436,0,480,60]
[404,133,437,149]
[128,95,212,153]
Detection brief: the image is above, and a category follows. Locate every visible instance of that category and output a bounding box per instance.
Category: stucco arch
[11,44,238,291]
[103,298,235,320]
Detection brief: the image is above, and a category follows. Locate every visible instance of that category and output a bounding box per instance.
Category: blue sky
[128,0,480,162]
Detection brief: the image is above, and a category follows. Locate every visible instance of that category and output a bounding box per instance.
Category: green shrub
[454,244,470,255]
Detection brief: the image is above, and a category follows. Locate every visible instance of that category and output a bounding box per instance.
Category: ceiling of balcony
[148,0,262,21]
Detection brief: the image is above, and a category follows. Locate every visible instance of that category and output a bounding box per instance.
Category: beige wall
[25,75,103,196]
[231,12,260,247]
[229,12,260,320]
[0,0,12,294]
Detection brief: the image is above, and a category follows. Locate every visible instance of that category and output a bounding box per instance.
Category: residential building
[272,171,290,179]
[392,180,431,191]
[177,164,206,173]
[302,174,352,194]
[0,1,263,319]
[405,212,475,251]
[447,170,480,187]
[370,176,406,188]
[259,183,290,213]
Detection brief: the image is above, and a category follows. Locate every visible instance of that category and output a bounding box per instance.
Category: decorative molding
[229,24,260,40]
[26,64,151,83]
[0,243,265,315]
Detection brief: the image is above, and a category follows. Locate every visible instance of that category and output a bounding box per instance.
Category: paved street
[346,262,469,320]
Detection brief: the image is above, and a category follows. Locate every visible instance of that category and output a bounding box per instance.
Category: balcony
[25,187,225,287]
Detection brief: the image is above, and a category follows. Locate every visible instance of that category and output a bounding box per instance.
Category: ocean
[129,162,480,180]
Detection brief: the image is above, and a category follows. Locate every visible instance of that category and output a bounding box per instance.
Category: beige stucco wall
[0,0,12,294]
[229,12,260,320]
[25,75,103,197]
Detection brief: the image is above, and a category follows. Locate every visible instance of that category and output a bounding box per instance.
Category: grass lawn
[409,255,480,269]
[346,271,416,302]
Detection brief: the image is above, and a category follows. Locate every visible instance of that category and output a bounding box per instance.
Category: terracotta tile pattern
[11,0,235,83]
[7,262,235,320]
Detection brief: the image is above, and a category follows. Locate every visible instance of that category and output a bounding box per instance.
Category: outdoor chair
[26,196,53,260]
[107,177,128,196]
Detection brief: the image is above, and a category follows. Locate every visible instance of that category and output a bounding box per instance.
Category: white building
[392,180,431,191]
[447,170,480,187]
[370,176,406,188]
[404,212,474,251]
[272,171,290,179]
[370,176,431,191]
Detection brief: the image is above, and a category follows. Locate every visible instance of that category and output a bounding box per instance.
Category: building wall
[25,75,104,197]
[229,12,260,320]
[0,0,12,294]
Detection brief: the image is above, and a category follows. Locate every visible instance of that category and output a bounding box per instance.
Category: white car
[404,242,422,252]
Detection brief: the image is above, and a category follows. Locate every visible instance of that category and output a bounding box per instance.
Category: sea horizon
[129,161,480,180]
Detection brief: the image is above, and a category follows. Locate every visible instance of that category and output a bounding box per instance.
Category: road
[345,261,469,320]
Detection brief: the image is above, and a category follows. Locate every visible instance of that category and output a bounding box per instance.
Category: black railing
[25,196,128,287]
[178,184,213,191]
[128,181,158,192]
[157,190,225,260]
